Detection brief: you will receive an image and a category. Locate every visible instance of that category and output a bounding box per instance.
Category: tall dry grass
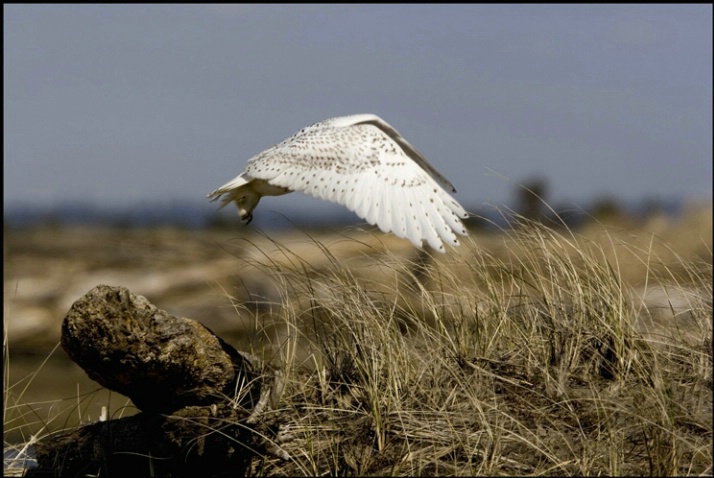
[231,215,711,476]
[4,211,712,476]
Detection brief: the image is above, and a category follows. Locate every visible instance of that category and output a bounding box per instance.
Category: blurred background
[4,4,712,227]
[3,4,712,444]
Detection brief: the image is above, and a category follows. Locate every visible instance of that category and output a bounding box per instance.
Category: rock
[29,284,288,477]
[61,285,258,412]
[26,403,280,478]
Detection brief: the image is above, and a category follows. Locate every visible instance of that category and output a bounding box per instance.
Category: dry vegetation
[4,206,713,476]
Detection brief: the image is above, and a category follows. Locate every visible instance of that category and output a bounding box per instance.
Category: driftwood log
[27,285,286,478]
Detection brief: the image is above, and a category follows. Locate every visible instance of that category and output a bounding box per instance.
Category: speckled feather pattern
[209,114,469,252]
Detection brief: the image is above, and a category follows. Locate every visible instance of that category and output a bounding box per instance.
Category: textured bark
[28,285,286,477]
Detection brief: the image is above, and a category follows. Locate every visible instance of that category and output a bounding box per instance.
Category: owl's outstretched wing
[241,114,468,252]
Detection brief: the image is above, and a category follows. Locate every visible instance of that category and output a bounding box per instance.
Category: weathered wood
[28,285,287,477]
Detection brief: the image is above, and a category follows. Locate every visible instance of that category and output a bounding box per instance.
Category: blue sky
[4,4,712,219]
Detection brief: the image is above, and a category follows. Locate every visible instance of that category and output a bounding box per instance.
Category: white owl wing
[243,115,468,252]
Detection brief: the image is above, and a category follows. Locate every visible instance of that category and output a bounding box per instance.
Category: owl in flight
[208,114,469,252]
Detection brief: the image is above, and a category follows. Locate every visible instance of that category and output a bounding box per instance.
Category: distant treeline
[4,196,685,231]
[3,176,688,231]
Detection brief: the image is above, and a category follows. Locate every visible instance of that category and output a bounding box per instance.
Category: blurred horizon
[4,186,704,231]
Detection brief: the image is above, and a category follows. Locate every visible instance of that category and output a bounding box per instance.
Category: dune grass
[232,216,711,476]
[3,213,712,476]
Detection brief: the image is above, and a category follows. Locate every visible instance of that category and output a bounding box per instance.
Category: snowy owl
[208,114,469,252]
